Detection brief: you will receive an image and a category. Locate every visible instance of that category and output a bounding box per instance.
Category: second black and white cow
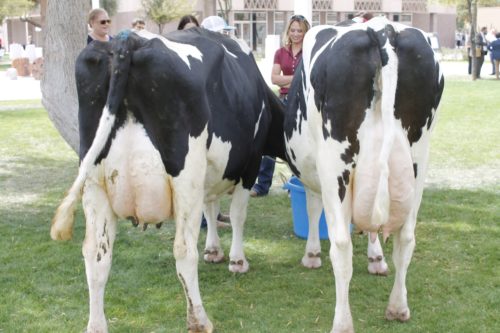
[51,28,284,333]
[284,17,444,332]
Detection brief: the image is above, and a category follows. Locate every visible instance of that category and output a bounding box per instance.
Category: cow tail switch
[371,25,398,228]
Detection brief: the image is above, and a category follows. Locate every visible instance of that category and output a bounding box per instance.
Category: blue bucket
[283,176,329,240]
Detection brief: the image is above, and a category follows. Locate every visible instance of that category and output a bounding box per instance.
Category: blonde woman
[271,15,310,104]
[87,8,112,44]
[251,15,310,198]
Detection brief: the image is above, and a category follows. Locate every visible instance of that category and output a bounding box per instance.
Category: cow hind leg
[228,184,250,273]
[81,182,117,333]
[385,218,415,322]
[203,200,225,263]
[174,202,213,333]
[367,232,389,276]
[302,188,323,268]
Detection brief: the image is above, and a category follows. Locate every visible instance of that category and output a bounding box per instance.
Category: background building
[1,0,456,58]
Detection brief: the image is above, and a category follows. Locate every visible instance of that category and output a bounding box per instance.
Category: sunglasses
[99,19,111,25]
[290,15,306,21]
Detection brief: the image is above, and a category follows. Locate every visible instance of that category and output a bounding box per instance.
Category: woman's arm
[271,63,293,88]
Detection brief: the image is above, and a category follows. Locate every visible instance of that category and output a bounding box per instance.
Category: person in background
[250,14,310,198]
[177,14,199,30]
[488,32,500,79]
[352,11,374,23]
[179,14,230,228]
[472,27,488,78]
[201,15,236,35]
[87,8,112,44]
[131,18,146,32]
[486,28,497,75]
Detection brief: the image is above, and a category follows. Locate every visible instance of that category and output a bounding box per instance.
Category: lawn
[0,77,499,333]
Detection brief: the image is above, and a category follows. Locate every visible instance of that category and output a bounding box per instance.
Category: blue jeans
[252,156,275,195]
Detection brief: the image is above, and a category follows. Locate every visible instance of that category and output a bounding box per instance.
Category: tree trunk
[41,0,90,153]
[470,0,477,80]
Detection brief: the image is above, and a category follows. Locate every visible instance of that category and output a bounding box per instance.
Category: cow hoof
[203,247,225,263]
[385,307,410,322]
[301,253,322,269]
[368,256,389,276]
[229,258,249,273]
[188,320,214,333]
[188,323,213,333]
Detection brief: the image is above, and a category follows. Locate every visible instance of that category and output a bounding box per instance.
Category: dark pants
[490,52,495,74]
[252,156,276,195]
[475,55,485,78]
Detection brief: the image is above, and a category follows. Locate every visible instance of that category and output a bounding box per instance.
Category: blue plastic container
[283,176,329,240]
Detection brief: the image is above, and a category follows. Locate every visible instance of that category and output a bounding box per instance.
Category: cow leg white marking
[317,149,354,333]
[228,183,249,273]
[173,133,213,333]
[203,200,225,263]
[385,215,414,322]
[302,188,322,268]
[81,178,117,333]
[367,232,389,276]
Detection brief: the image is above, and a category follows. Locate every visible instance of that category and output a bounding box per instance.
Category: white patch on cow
[253,101,265,138]
[103,116,172,223]
[138,29,203,69]
[204,134,233,201]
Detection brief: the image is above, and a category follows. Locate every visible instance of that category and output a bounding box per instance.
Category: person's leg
[490,52,495,74]
[251,156,276,196]
[495,60,499,79]
[476,56,484,78]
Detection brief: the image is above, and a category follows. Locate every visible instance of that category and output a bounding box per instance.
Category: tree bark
[41,0,90,153]
[470,0,477,80]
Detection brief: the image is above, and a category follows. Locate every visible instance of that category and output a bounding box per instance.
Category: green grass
[0,78,499,332]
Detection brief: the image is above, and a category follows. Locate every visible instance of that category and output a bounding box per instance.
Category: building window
[233,12,267,55]
[401,14,412,23]
[312,12,320,26]
[274,11,285,37]
[326,12,339,25]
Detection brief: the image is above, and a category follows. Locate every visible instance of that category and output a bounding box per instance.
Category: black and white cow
[284,17,444,332]
[51,28,284,333]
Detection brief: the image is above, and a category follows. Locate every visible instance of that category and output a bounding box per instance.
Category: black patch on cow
[311,28,337,61]
[290,148,296,161]
[393,28,444,146]
[76,41,112,161]
[342,169,350,185]
[284,61,307,142]
[310,30,378,150]
[337,176,346,201]
[413,163,418,178]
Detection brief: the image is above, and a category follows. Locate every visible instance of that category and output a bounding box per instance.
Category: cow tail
[372,26,398,228]
[51,32,134,240]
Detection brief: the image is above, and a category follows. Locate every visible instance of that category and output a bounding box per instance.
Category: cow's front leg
[367,232,389,276]
[385,216,415,322]
[228,185,249,273]
[302,188,323,268]
[81,181,117,333]
[203,200,225,263]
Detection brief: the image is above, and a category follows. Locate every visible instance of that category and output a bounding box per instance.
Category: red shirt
[274,45,302,95]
